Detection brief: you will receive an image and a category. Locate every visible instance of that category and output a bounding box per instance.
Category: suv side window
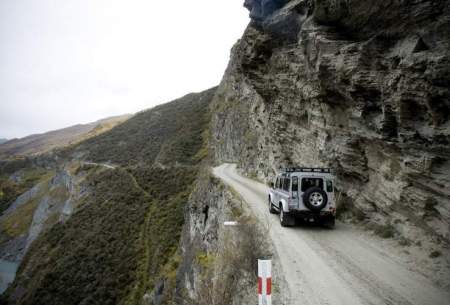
[292,176,299,198]
[292,177,298,192]
[283,178,290,192]
[326,180,333,192]
[301,178,324,192]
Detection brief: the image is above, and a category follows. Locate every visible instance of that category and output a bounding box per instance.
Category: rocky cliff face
[175,173,232,302]
[212,0,450,244]
[174,172,278,305]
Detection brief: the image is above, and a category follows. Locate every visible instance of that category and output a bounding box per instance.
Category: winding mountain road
[82,161,116,169]
[213,163,450,305]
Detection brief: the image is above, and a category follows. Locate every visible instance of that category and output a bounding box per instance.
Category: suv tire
[268,196,277,214]
[280,208,291,227]
[303,187,328,211]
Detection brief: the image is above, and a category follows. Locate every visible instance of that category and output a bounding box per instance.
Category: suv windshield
[301,178,324,192]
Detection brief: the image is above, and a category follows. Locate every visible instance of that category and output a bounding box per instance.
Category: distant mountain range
[0,114,131,159]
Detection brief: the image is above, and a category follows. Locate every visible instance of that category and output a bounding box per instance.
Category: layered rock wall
[212,0,450,242]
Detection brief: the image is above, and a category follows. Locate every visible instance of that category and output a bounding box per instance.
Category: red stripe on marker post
[258,260,272,305]
[258,277,262,294]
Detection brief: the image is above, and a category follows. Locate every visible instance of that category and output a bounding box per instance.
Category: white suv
[268,168,336,228]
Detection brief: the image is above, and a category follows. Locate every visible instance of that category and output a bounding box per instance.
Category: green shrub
[398,237,411,246]
[374,223,396,239]
[4,169,151,305]
[429,250,442,258]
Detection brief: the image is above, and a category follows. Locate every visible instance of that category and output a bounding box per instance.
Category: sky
[0,0,249,139]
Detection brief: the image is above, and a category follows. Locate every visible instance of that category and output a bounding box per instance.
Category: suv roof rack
[284,167,331,173]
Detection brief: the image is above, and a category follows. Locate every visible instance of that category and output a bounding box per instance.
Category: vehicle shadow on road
[266,213,338,232]
[290,219,338,232]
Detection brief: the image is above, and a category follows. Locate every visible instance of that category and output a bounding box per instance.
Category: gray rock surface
[0,182,48,262]
[24,171,73,252]
[174,172,281,304]
[0,169,78,262]
[175,174,230,301]
[212,0,450,244]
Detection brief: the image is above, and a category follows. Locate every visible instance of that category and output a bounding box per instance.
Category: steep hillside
[0,115,131,159]
[212,0,450,245]
[0,88,216,305]
[69,91,214,167]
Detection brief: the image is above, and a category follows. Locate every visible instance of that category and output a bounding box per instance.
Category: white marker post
[223,221,239,226]
[258,259,272,305]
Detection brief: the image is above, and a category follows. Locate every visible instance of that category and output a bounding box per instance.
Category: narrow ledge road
[213,163,450,305]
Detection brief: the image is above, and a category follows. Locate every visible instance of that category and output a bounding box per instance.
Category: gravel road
[213,163,450,305]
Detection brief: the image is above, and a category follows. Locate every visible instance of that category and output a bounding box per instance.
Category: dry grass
[374,223,396,239]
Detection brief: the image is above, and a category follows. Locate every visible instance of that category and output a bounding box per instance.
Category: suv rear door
[300,177,324,208]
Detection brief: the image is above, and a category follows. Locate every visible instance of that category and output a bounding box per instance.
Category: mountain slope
[1,88,216,305]
[0,115,131,159]
[0,140,7,145]
[69,90,214,166]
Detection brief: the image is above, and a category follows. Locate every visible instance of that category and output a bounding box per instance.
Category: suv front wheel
[280,208,291,227]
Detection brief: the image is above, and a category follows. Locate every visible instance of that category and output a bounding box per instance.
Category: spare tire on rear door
[303,187,328,211]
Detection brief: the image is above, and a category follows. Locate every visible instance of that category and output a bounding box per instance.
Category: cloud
[0,0,249,138]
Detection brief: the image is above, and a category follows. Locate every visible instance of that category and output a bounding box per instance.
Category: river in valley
[0,259,18,294]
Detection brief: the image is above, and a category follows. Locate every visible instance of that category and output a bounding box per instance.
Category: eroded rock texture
[212,0,450,242]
